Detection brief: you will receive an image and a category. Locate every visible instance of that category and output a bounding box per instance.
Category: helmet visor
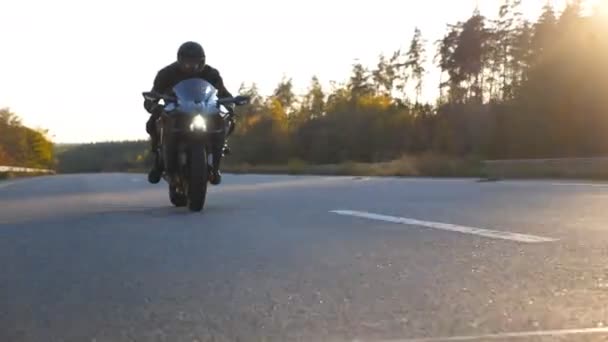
[179,58,204,73]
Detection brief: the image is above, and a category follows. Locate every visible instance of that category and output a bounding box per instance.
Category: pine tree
[406,27,427,103]
[272,77,296,112]
[531,2,557,63]
[348,62,374,100]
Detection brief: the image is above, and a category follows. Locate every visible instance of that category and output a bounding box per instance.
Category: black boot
[222,143,231,156]
[210,139,223,185]
[209,169,222,185]
[147,138,162,184]
[223,118,235,157]
[148,154,162,184]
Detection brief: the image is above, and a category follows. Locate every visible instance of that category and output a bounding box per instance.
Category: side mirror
[234,95,251,106]
[142,91,158,101]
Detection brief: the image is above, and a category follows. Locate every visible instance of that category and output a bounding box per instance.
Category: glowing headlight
[190,115,207,131]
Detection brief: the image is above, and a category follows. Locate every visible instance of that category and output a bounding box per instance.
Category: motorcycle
[142,78,250,212]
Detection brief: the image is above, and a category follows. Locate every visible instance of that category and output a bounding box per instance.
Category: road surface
[2,173,608,342]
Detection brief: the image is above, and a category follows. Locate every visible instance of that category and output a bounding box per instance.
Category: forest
[19,1,608,174]
[227,1,608,165]
[0,108,54,170]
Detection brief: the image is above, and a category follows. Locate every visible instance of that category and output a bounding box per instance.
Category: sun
[593,0,608,17]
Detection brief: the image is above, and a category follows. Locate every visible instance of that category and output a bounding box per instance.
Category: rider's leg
[222,117,236,156]
[209,130,225,185]
[146,115,162,184]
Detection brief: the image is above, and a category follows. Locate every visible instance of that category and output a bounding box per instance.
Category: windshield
[170,78,218,114]
[172,78,217,103]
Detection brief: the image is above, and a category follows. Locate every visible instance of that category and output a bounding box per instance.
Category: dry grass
[54,155,608,181]
[270,156,608,180]
[224,154,483,178]
[482,158,608,180]
[0,171,53,180]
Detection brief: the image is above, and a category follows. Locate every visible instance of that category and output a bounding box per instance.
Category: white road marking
[496,180,608,188]
[130,177,142,183]
[353,176,371,181]
[0,183,14,189]
[331,210,557,243]
[0,181,20,189]
[549,182,608,188]
[373,327,608,341]
[214,176,358,193]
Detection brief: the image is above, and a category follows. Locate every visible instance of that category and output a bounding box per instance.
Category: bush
[287,158,308,174]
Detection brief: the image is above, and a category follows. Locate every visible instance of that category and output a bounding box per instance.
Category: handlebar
[143,91,250,106]
[217,95,251,107]
[142,91,176,103]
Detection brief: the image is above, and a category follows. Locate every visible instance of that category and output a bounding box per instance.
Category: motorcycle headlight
[190,115,207,131]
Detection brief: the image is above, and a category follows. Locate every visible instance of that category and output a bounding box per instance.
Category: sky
[0,0,599,143]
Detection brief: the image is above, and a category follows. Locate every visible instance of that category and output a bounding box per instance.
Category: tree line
[0,108,54,169]
[54,1,608,173]
[55,140,149,173]
[228,1,608,165]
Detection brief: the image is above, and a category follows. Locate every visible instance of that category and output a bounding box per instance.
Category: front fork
[177,138,216,182]
[159,117,225,183]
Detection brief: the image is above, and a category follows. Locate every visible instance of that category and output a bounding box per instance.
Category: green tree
[558,0,583,31]
[0,108,54,169]
[453,11,491,103]
[489,0,524,100]
[406,27,427,103]
[372,53,397,97]
[511,20,533,87]
[272,77,296,112]
[436,24,464,103]
[299,76,325,120]
[348,62,374,100]
[0,145,12,165]
[530,2,557,64]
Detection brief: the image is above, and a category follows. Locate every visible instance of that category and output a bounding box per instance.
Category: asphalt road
[2,174,608,342]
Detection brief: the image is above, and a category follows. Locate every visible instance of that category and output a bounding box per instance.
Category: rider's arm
[143,71,168,115]
[206,67,233,99]
[207,67,236,115]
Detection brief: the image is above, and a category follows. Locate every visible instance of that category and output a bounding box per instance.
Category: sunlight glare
[596,0,608,17]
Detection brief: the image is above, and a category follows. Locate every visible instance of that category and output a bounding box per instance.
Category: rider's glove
[225,103,236,116]
[151,103,164,116]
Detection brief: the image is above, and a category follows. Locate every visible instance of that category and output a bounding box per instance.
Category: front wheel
[187,144,208,212]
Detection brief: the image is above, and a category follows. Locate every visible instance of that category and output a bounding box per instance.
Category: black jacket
[144,62,233,114]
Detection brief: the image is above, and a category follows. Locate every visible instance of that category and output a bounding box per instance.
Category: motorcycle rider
[143,41,235,185]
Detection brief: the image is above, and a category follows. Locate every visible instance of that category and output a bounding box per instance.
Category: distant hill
[53,143,81,155]
[55,140,150,173]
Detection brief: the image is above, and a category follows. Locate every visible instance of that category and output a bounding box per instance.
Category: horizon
[0,0,597,144]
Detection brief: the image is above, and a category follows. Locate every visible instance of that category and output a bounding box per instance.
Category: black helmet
[177,41,206,73]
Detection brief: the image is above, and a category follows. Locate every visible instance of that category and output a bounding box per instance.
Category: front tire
[187,144,208,212]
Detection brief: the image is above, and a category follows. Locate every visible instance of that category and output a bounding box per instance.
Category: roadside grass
[224,154,483,178]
